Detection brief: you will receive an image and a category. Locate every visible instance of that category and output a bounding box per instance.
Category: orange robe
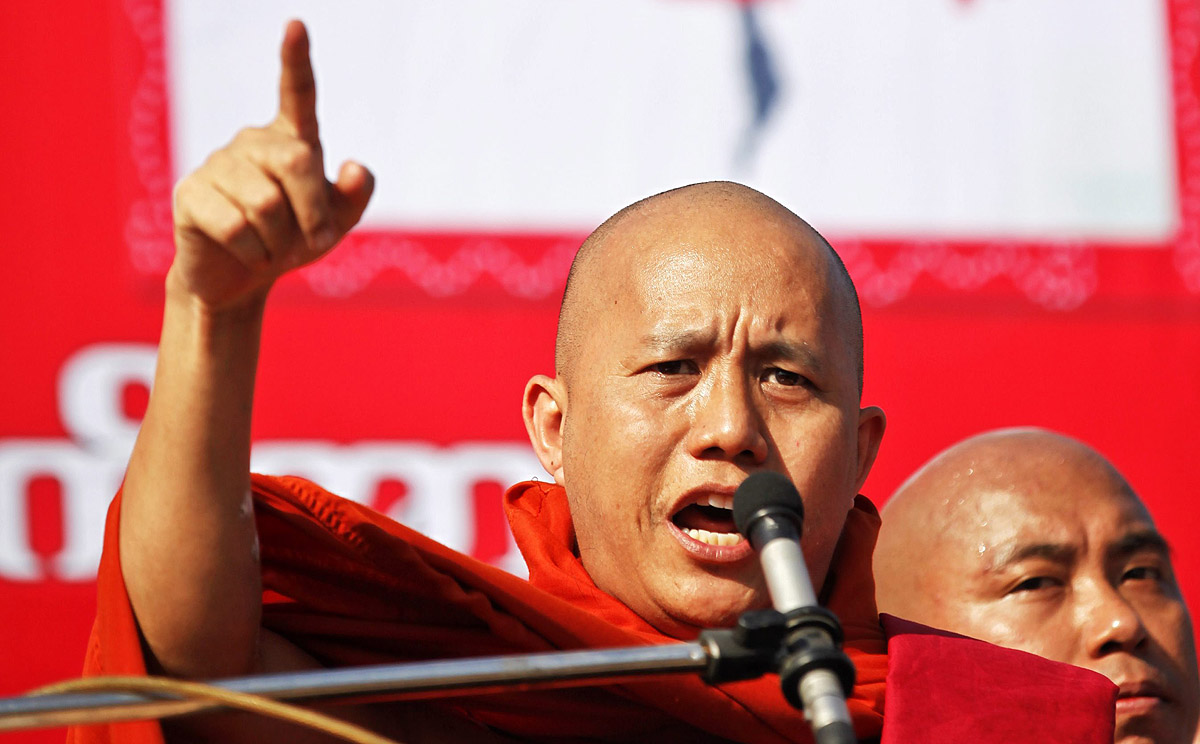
[67,476,1114,743]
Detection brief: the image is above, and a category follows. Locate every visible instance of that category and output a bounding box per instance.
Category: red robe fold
[880,615,1116,743]
[67,475,1114,743]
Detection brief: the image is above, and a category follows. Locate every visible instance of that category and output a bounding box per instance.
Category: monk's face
[554,195,881,637]
[917,462,1199,744]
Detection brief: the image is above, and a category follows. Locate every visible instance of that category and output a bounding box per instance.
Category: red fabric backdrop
[1,2,1197,743]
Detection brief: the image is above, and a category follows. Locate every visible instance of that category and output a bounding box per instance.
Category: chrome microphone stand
[0,618,791,733]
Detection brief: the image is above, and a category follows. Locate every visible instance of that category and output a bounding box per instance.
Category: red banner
[2,3,1198,742]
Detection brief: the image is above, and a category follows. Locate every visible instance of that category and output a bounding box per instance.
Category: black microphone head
[733,471,804,536]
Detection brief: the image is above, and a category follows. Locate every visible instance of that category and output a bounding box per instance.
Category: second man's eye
[1123,566,1165,583]
[1009,576,1061,594]
[764,368,804,386]
[653,360,698,376]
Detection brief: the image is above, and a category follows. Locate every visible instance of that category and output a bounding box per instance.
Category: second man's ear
[853,405,887,495]
[522,374,567,484]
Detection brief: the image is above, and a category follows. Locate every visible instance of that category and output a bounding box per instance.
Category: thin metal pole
[0,643,710,732]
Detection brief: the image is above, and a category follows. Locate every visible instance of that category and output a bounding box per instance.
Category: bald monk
[73,20,1121,744]
[874,428,1200,744]
[88,19,889,743]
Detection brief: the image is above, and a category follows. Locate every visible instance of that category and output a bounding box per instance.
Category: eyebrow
[640,329,716,354]
[984,530,1172,574]
[638,330,823,371]
[1107,529,1171,561]
[759,340,823,372]
[984,542,1077,573]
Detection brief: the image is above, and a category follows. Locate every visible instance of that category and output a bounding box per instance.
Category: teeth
[684,528,744,547]
[706,494,734,511]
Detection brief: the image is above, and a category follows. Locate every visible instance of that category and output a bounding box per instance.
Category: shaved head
[875,428,1133,619]
[523,179,885,637]
[875,428,1200,744]
[555,182,863,395]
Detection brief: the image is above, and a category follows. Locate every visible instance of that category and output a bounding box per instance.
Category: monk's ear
[523,374,567,485]
[852,406,886,494]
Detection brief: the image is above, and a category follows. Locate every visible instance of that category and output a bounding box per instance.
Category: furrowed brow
[1108,530,1172,562]
[756,339,822,372]
[639,329,716,354]
[985,542,1077,573]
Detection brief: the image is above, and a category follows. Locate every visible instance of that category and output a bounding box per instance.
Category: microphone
[733,472,857,744]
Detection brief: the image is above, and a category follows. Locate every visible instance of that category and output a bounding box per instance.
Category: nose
[1082,582,1148,659]
[685,367,769,465]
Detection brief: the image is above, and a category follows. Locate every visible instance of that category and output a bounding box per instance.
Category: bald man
[524,176,880,637]
[874,428,1200,744]
[79,20,889,744]
[71,21,1127,744]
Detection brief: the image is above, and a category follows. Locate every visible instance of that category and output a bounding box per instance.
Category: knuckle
[211,211,252,247]
[172,177,212,223]
[202,147,234,174]
[306,210,333,235]
[172,176,195,209]
[231,126,264,148]
[276,140,316,176]
[246,186,286,220]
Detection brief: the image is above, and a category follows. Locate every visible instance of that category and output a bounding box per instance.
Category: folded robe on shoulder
[67,476,1113,743]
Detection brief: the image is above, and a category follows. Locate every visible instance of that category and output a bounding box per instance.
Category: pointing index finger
[277,20,320,144]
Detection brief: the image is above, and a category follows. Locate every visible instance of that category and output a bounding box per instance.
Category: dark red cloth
[880,615,1116,744]
[67,475,1114,743]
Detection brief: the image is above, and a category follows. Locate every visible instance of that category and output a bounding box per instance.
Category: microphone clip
[698,609,787,684]
[698,603,854,710]
[777,605,855,711]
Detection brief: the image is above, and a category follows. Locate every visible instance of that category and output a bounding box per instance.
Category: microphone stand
[734,472,859,744]
[0,617,786,733]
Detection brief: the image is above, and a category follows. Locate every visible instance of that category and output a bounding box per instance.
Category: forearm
[114,19,372,685]
[120,271,268,678]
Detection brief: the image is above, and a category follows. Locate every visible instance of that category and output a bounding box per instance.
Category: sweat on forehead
[875,428,1149,614]
[880,428,1144,550]
[554,181,863,389]
[900,428,1132,499]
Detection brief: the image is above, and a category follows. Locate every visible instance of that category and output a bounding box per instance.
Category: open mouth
[670,493,745,547]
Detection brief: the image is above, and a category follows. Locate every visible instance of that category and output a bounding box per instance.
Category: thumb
[330,160,375,236]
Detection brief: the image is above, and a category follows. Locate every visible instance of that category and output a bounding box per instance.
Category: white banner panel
[168,0,1177,240]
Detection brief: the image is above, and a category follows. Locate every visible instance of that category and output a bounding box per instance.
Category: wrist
[164,266,271,327]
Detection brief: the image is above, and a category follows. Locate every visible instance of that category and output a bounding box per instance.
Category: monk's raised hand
[169,20,374,311]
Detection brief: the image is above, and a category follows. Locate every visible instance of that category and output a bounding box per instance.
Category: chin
[660,579,770,634]
[1114,716,1185,744]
